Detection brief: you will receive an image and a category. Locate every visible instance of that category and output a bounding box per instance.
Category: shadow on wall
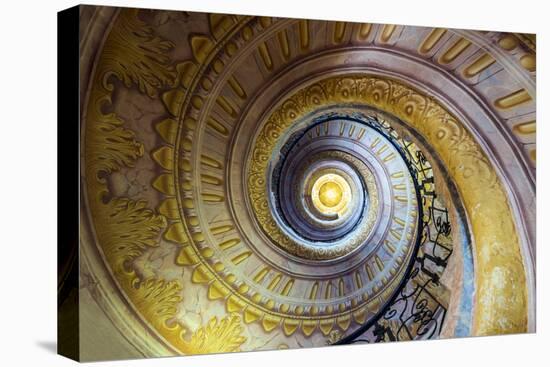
[36,340,57,354]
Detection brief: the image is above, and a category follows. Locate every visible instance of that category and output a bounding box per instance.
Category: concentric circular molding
[280,152,367,240]
[254,114,417,262]
[80,9,534,356]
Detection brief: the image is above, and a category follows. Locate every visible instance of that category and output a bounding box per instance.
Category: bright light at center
[319,181,343,207]
[311,173,352,217]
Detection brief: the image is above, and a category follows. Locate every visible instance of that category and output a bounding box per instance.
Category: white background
[0,0,546,365]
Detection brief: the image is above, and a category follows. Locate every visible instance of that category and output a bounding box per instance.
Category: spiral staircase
[71,5,535,360]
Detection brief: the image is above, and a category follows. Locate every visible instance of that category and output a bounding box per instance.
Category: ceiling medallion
[311,173,350,215]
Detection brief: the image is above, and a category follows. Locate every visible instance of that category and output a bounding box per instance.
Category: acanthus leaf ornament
[83,8,247,354]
